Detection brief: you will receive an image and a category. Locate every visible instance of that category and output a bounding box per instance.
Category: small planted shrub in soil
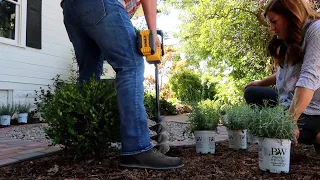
[44,78,120,156]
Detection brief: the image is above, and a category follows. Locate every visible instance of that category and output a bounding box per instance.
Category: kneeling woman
[244,0,320,151]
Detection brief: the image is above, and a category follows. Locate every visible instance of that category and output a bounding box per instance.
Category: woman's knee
[244,86,259,104]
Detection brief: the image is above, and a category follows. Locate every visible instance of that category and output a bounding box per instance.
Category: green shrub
[248,105,295,140]
[188,100,220,132]
[34,75,66,121]
[168,68,218,104]
[213,76,244,105]
[160,98,178,116]
[201,75,218,100]
[144,92,177,119]
[176,103,192,114]
[222,104,252,130]
[44,78,120,156]
[164,97,192,114]
[168,68,202,103]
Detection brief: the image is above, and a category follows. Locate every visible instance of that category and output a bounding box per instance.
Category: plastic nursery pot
[247,132,259,144]
[228,129,247,150]
[194,130,216,154]
[0,115,11,126]
[18,113,28,124]
[258,138,291,173]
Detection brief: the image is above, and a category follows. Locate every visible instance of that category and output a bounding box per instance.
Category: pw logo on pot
[264,147,287,156]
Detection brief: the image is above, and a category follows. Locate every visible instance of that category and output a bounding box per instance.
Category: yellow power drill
[137,30,164,64]
[136,29,170,154]
[136,29,164,123]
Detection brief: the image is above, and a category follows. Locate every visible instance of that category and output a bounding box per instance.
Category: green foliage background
[166,0,275,104]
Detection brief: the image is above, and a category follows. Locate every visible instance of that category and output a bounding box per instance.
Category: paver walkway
[0,114,228,167]
[0,124,62,167]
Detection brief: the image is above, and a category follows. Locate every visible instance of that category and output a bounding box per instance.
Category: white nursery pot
[248,132,259,144]
[228,129,247,150]
[18,113,28,124]
[258,138,291,173]
[258,138,265,171]
[194,130,216,154]
[0,115,11,126]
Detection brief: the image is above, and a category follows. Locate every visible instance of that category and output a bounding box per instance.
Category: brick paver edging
[0,124,62,167]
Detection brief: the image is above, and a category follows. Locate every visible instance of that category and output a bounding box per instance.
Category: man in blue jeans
[61,0,183,170]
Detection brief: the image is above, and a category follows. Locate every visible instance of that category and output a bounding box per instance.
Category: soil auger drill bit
[137,29,170,154]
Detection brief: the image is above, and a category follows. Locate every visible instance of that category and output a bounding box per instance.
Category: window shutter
[26,0,42,49]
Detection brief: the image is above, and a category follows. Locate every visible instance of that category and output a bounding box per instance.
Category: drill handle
[156,30,164,56]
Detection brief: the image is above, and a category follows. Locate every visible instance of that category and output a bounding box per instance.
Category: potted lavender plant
[0,104,14,126]
[248,105,295,173]
[16,103,31,124]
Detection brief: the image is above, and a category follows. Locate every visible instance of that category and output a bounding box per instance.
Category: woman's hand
[245,74,276,89]
[294,128,300,146]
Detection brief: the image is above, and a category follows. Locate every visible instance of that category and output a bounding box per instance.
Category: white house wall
[0,0,73,107]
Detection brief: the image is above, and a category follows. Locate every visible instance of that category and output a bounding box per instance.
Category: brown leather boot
[120,148,183,170]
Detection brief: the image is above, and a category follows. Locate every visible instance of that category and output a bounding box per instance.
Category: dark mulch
[1,141,320,180]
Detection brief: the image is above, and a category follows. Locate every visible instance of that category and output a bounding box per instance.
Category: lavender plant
[16,103,31,113]
[188,100,220,132]
[247,105,296,140]
[0,104,15,115]
[222,104,253,130]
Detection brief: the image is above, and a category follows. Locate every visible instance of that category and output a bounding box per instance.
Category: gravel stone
[4,124,52,144]
[4,119,194,145]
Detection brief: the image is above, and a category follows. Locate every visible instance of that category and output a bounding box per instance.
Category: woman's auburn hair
[264,0,320,67]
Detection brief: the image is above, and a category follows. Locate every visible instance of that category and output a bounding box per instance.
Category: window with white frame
[0,0,26,46]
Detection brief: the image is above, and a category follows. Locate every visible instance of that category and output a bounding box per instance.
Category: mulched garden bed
[1,141,320,180]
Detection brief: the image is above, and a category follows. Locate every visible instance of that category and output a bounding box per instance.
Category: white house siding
[0,0,73,107]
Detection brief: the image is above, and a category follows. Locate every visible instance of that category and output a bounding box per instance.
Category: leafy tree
[166,0,275,103]
[167,0,319,104]
[171,0,273,78]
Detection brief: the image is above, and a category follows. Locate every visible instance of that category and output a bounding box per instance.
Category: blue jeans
[244,86,278,107]
[62,0,152,155]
